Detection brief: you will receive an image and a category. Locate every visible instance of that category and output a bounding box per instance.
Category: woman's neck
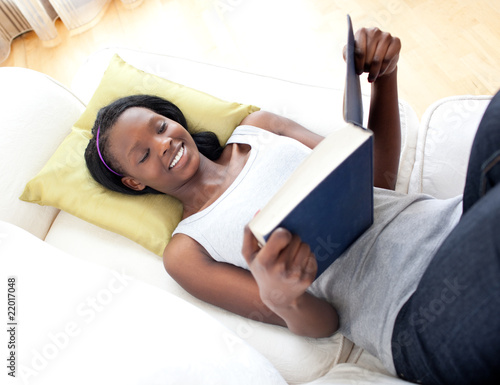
[177,143,251,218]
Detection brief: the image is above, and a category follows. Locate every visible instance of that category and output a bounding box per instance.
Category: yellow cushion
[20,54,260,256]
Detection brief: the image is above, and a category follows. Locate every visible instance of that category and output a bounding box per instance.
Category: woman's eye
[139,149,150,163]
[158,122,166,134]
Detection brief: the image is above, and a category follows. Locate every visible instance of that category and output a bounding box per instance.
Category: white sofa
[0,48,492,385]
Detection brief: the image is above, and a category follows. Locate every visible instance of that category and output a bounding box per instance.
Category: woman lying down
[84,27,500,385]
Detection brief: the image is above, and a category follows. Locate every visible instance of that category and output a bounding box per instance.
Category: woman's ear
[121,176,146,191]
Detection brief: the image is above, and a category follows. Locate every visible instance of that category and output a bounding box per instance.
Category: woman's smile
[169,143,185,169]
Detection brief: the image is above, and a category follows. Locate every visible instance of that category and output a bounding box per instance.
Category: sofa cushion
[0,67,85,239]
[20,54,259,257]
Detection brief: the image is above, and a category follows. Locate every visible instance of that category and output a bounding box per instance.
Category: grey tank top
[173,125,462,374]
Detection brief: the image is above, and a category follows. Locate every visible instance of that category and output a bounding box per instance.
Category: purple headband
[96,126,123,177]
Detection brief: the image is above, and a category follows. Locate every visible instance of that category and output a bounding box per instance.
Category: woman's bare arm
[240,110,324,150]
[352,27,402,190]
[164,232,339,338]
[368,71,400,189]
[164,234,283,325]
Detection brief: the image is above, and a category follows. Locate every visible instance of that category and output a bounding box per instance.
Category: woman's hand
[242,226,317,311]
[242,225,339,338]
[344,27,401,83]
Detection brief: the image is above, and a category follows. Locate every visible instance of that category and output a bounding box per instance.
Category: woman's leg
[463,91,500,213]
[391,91,500,385]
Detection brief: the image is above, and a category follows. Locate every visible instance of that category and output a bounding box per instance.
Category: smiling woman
[107,106,202,197]
[84,94,224,196]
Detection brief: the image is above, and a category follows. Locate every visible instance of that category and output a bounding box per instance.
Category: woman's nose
[155,136,172,157]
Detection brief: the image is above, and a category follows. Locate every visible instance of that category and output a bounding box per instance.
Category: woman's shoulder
[164,233,210,265]
[226,124,275,147]
[230,124,266,137]
[239,110,272,128]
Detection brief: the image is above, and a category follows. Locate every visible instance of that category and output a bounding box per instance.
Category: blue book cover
[344,14,363,127]
[249,15,373,279]
[274,139,372,278]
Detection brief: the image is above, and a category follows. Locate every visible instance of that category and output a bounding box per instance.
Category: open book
[248,15,373,279]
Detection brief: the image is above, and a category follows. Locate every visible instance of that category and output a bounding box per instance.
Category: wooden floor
[2,0,499,118]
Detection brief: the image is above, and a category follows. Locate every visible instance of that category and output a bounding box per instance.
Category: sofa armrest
[0,68,85,239]
[0,220,287,385]
[408,95,492,198]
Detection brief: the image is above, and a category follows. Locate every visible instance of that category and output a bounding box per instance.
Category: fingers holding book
[343,27,401,83]
[242,225,317,310]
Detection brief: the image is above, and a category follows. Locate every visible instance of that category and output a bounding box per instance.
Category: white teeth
[169,145,184,169]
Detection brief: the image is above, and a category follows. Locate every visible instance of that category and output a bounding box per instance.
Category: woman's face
[107,107,200,195]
